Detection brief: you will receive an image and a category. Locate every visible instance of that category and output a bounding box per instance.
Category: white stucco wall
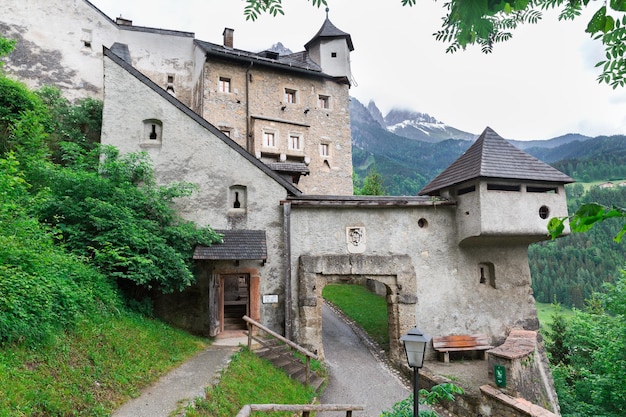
[288,202,539,358]
[1,0,194,104]
[101,53,293,330]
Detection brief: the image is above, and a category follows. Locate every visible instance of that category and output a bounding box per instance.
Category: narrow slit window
[320,143,329,157]
[487,184,521,192]
[479,263,496,288]
[457,185,476,196]
[229,185,247,211]
[527,186,558,193]
[142,119,163,146]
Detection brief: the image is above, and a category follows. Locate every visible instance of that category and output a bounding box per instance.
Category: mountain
[269,42,293,55]
[365,100,476,143]
[350,96,626,194]
[350,97,471,195]
[510,134,593,151]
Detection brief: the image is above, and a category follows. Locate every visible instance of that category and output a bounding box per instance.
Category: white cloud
[93,0,626,140]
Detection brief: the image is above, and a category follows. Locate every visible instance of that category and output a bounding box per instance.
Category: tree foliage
[354,165,387,195]
[546,276,626,416]
[0,45,221,316]
[31,145,222,294]
[0,153,120,346]
[531,185,626,307]
[244,0,626,87]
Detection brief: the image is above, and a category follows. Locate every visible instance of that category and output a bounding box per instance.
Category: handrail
[242,315,318,360]
[236,403,365,417]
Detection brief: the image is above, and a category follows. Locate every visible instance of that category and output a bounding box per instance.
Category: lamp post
[400,327,430,417]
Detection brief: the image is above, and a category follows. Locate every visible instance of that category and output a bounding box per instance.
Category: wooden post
[247,321,253,350]
[305,356,310,387]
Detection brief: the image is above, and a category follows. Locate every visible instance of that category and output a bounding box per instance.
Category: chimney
[223,28,234,48]
[116,16,133,26]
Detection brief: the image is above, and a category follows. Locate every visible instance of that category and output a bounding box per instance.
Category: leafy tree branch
[548,202,626,242]
[244,0,626,87]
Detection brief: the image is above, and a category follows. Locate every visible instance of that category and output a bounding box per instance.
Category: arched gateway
[296,254,417,367]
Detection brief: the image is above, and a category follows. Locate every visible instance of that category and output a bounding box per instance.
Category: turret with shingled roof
[419,127,574,245]
[419,127,574,196]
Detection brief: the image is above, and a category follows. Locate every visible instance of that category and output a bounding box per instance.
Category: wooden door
[221,274,249,331]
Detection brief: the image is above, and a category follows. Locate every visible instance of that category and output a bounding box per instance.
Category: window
[229,185,247,211]
[318,95,330,109]
[141,119,163,147]
[288,134,301,150]
[263,132,276,147]
[220,128,231,138]
[284,88,297,104]
[166,74,175,94]
[479,263,496,288]
[320,143,329,157]
[219,77,231,93]
[331,52,337,58]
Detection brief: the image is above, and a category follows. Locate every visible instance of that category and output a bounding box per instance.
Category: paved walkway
[111,336,243,417]
[111,306,432,417]
[318,302,414,417]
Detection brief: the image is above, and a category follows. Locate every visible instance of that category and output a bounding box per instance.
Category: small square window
[289,135,301,150]
[263,132,276,147]
[219,77,231,93]
[284,88,297,104]
[320,143,329,157]
[318,95,330,109]
[331,52,337,58]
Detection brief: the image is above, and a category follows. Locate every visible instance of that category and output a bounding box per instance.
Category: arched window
[142,119,163,147]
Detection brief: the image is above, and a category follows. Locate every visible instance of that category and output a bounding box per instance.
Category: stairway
[253,337,325,393]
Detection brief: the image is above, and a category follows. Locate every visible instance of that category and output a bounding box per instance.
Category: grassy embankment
[1,314,317,417]
[0,312,207,417]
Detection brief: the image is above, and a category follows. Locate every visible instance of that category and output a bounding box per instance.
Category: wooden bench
[432,334,493,363]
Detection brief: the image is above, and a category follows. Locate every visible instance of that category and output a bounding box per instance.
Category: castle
[1,2,573,414]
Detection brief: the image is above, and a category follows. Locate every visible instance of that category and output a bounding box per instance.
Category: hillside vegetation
[0,40,216,415]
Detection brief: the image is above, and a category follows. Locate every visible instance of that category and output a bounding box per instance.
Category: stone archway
[296,254,417,368]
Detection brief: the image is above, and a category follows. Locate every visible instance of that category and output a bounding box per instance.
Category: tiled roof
[419,127,575,196]
[193,230,267,260]
[267,162,310,174]
[195,40,323,74]
[305,16,354,51]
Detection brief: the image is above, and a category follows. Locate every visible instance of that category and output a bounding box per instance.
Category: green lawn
[322,283,389,350]
[536,301,575,329]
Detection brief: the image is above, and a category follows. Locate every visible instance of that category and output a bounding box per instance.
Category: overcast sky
[93,0,626,141]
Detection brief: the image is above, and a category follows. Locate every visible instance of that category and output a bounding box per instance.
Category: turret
[304,8,354,84]
[419,127,574,246]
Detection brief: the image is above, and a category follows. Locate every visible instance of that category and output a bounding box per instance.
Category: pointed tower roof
[305,9,354,51]
[419,127,574,196]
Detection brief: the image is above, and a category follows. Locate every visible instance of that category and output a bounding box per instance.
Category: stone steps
[253,338,325,392]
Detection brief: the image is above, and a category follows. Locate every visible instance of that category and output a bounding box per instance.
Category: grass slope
[186,349,317,417]
[0,313,207,417]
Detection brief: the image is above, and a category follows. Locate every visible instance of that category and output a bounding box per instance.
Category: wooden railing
[240,316,364,417]
[235,403,364,417]
[243,315,319,387]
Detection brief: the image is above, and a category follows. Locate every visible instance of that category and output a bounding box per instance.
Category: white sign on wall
[263,294,279,304]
